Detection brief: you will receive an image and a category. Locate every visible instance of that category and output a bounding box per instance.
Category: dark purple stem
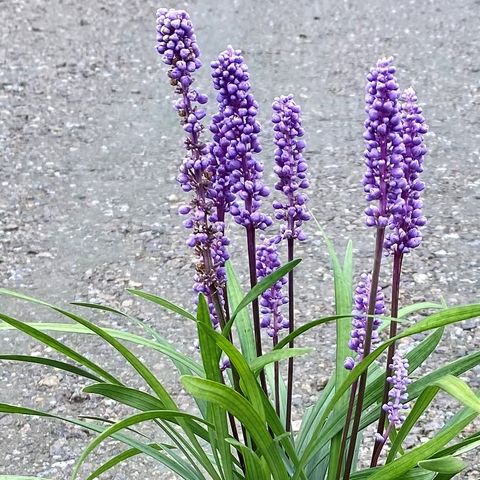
[343,227,385,480]
[371,251,403,466]
[286,237,295,431]
[246,223,268,393]
[336,381,358,480]
[273,334,280,415]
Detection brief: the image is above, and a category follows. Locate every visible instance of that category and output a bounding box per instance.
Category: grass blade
[0,321,203,376]
[196,295,234,480]
[228,258,301,325]
[293,304,480,479]
[225,260,256,364]
[250,348,313,376]
[126,289,196,321]
[73,410,211,479]
[0,355,104,382]
[181,376,290,480]
[0,313,120,384]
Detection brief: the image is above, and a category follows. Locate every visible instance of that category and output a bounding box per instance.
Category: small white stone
[413,273,429,284]
[38,374,60,387]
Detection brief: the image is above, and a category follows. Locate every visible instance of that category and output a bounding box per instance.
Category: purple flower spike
[210,46,272,230]
[256,237,289,338]
[345,273,385,369]
[363,58,406,229]
[156,9,228,325]
[156,8,207,154]
[272,94,310,241]
[385,87,428,254]
[383,353,411,428]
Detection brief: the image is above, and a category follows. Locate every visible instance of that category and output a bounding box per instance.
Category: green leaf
[350,468,435,479]
[294,304,480,479]
[300,327,444,473]
[197,320,266,422]
[433,431,480,458]
[181,376,290,480]
[0,312,120,385]
[250,348,313,376]
[265,362,288,425]
[126,289,196,321]
[368,410,478,480]
[195,295,234,480]
[82,383,210,440]
[0,289,176,407]
[418,456,466,474]
[274,314,352,350]
[324,235,354,480]
[85,444,165,480]
[225,261,256,364]
[0,321,203,376]
[225,439,270,480]
[0,355,104,382]
[73,410,211,479]
[229,258,302,325]
[387,387,439,462]
[0,403,194,479]
[397,302,444,319]
[72,301,201,376]
[432,375,480,413]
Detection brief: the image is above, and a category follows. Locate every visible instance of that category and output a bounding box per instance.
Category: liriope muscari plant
[0,7,479,480]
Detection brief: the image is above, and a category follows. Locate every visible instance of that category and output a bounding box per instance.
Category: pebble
[38,374,60,388]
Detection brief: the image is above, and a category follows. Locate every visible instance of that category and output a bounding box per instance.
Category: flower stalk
[271,94,309,430]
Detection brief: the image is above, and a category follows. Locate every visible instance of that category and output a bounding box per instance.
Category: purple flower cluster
[156,8,207,154]
[363,58,407,229]
[345,273,386,370]
[271,95,310,241]
[156,8,228,324]
[256,237,288,338]
[383,353,411,428]
[210,46,271,230]
[385,88,428,254]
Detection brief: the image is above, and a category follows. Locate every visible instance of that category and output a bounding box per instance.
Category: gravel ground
[1,0,479,478]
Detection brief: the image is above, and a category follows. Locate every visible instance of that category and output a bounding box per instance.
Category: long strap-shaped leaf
[84,443,171,480]
[0,313,120,384]
[182,376,290,480]
[72,410,212,479]
[0,289,219,480]
[72,301,203,377]
[368,411,478,479]
[126,289,196,321]
[0,320,203,375]
[83,383,210,440]
[225,261,256,364]
[196,295,235,480]
[197,321,266,422]
[198,321,307,477]
[0,355,104,382]
[350,468,435,479]
[292,303,480,479]
[0,289,176,407]
[386,375,480,463]
[227,258,302,329]
[0,403,199,479]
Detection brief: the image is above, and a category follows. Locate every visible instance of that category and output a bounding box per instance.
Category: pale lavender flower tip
[345,273,385,369]
[256,237,288,337]
[382,353,410,428]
